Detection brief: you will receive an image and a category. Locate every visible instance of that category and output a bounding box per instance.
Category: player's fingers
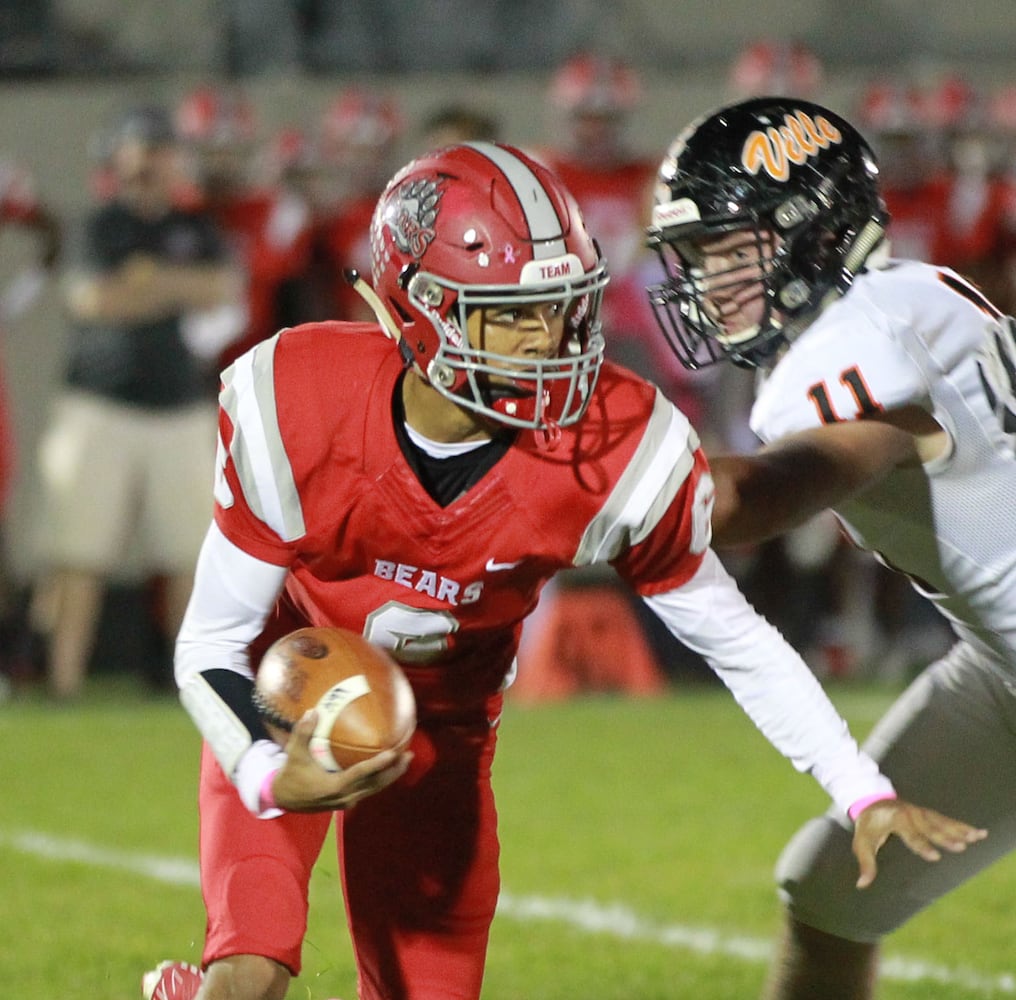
[285,710,318,755]
[896,827,943,864]
[297,708,318,733]
[328,750,413,810]
[344,747,400,776]
[912,809,987,852]
[852,837,879,890]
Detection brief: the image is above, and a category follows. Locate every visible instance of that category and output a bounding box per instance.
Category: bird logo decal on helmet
[388,176,442,259]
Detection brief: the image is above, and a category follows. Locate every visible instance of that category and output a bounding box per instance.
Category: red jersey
[0,158,51,509]
[214,322,708,719]
[880,175,952,263]
[197,187,314,366]
[883,172,1016,312]
[938,171,1016,312]
[309,194,377,322]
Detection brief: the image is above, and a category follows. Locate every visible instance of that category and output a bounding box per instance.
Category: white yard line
[3,828,1014,995]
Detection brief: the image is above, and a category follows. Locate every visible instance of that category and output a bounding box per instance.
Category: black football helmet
[646,97,889,369]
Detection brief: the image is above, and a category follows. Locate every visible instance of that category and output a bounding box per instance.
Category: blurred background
[2,0,1015,693]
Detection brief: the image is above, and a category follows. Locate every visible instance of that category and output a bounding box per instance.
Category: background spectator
[29,104,244,699]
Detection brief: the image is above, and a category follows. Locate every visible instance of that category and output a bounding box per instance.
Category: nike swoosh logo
[485,557,523,572]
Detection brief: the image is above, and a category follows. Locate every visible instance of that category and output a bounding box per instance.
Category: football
[254,626,416,772]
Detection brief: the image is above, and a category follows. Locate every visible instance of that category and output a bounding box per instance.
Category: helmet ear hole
[397,263,419,289]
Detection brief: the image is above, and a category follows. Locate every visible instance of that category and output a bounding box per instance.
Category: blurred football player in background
[986,82,1016,314]
[143,141,980,1000]
[647,95,1014,1000]
[31,105,243,700]
[0,155,62,683]
[854,77,951,265]
[175,84,314,369]
[728,38,824,99]
[922,74,1016,315]
[521,51,712,697]
[534,52,665,383]
[301,86,404,324]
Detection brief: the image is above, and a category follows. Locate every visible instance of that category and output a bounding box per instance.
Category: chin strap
[345,269,417,368]
[533,419,562,452]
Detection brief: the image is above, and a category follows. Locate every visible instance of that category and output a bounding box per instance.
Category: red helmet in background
[0,157,40,219]
[369,142,608,432]
[729,39,823,99]
[856,79,925,134]
[549,52,642,117]
[314,88,404,203]
[260,125,315,181]
[915,74,979,132]
[988,84,1016,134]
[175,84,258,149]
[319,88,403,160]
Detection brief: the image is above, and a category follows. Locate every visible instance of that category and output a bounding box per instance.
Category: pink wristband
[848,791,897,821]
[259,769,280,813]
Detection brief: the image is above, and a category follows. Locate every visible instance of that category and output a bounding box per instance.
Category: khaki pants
[36,391,217,574]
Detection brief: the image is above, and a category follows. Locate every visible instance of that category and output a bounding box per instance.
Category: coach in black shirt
[35,104,244,699]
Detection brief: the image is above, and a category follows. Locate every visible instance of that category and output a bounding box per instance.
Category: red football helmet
[728,39,823,99]
[549,52,641,117]
[368,142,609,432]
[915,74,979,132]
[319,88,403,159]
[856,79,924,134]
[175,84,257,148]
[989,84,1016,134]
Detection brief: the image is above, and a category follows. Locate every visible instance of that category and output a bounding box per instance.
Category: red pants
[199,716,500,1000]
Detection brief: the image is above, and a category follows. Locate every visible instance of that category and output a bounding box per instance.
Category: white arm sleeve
[175,522,290,813]
[643,548,893,815]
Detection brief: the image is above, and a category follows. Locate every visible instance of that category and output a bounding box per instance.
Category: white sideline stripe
[4,829,1015,995]
[2,829,201,887]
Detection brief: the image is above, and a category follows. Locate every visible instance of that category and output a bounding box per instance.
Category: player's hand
[272,710,412,813]
[852,798,987,889]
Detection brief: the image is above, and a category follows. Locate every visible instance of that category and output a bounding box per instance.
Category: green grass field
[2,677,1014,999]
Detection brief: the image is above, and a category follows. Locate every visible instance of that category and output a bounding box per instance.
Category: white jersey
[752,259,1016,670]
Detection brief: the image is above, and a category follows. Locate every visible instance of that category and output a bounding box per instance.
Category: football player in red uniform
[855,78,953,265]
[727,38,824,100]
[302,87,404,325]
[0,157,60,512]
[0,156,61,675]
[145,142,982,1000]
[924,75,1016,315]
[534,54,660,362]
[175,84,314,369]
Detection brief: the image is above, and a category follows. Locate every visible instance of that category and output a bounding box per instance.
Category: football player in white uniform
[647,96,1016,999]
